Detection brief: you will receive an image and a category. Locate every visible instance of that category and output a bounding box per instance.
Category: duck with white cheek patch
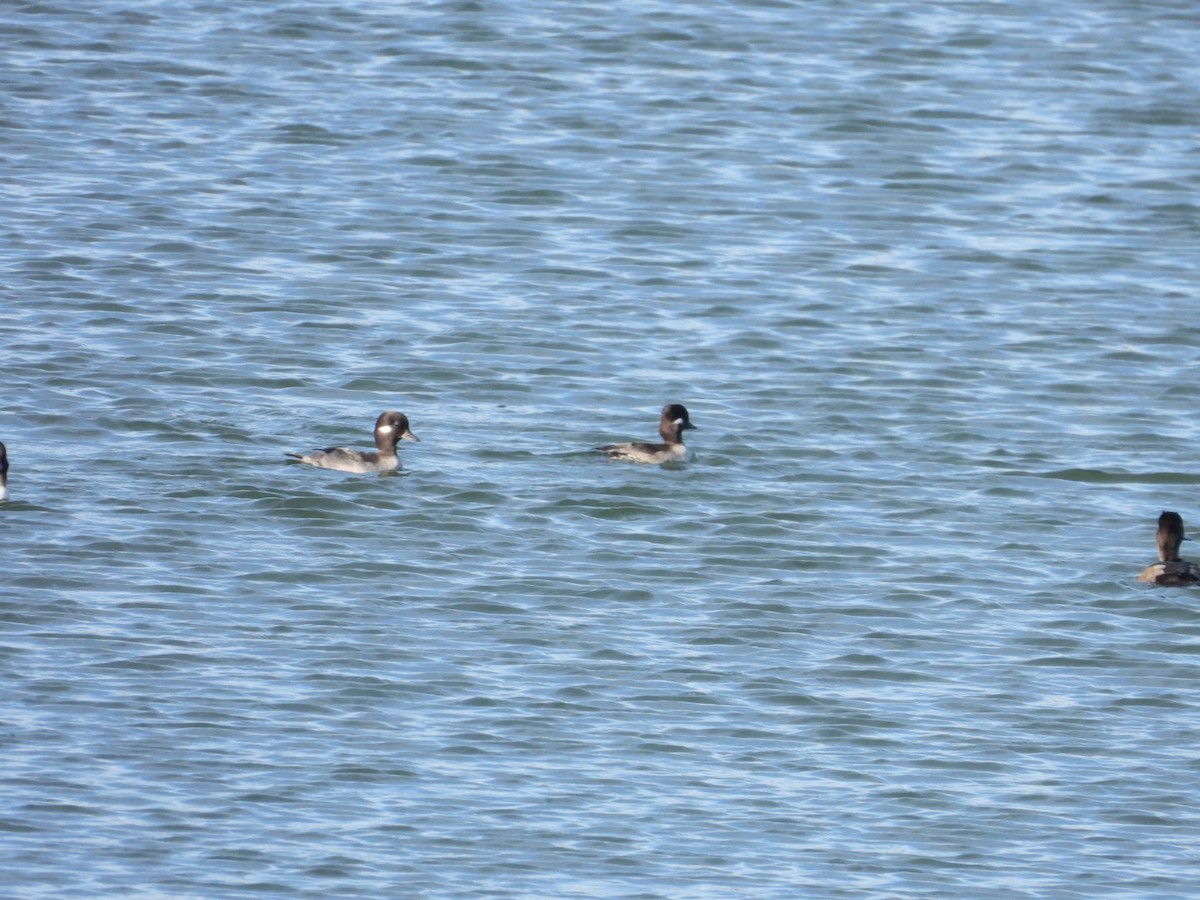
[287,411,420,474]
[597,403,696,464]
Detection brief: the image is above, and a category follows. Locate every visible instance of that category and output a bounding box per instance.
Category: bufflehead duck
[0,442,7,500]
[287,411,419,474]
[597,403,696,464]
[1137,510,1200,585]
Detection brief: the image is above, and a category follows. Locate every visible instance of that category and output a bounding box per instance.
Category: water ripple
[4,0,1200,896]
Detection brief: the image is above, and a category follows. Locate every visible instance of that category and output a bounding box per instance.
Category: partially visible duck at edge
[0,441,8,501]
[1137,510,1200,585]
[287,411,419,474]
[597,403,695,465]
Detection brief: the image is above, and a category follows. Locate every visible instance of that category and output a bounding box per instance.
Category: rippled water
[4,0,1200,896]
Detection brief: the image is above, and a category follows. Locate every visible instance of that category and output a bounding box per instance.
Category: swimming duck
[597,403,695,464]
[1137,510,1200,585]
[287,411,419,473]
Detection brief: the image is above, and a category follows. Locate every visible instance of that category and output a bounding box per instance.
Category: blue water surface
[3,0,1200,896]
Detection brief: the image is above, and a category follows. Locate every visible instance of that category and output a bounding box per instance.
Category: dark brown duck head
[1156,510,1187,562]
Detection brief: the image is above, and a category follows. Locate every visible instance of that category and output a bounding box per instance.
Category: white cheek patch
[377,425,394,435]
[673,418,685,425]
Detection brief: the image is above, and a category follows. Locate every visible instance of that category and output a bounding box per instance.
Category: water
[3,0,1200,896]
